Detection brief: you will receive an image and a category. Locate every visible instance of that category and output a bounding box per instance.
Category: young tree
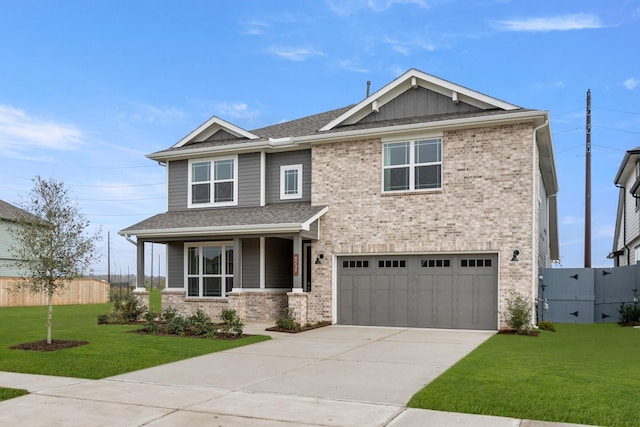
[9,176,102,344]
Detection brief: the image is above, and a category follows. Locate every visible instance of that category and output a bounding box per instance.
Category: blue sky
[1,0,639,277]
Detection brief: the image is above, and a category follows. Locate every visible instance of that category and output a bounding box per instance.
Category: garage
[337,254,498,330]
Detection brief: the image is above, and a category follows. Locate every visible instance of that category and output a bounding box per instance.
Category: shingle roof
[120,202,328,237]
[0,199,36,222]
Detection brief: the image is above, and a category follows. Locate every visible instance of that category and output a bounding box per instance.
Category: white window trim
[381,138,442,194]
[187,156,238,208]
[184,241,234,298]
[280,164,303,200]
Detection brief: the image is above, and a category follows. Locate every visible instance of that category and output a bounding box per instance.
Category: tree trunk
[47,290,53,344]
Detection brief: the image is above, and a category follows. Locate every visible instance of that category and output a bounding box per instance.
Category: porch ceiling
[119,202,327,239]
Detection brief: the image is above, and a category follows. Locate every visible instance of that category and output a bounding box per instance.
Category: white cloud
[241,21,269,35]
[266,46,326,61]
[338,59,370,73]
[0,105,85,160]
[215,102,260,121]
[383,36,438,55]
[326,0,433,15]
[624,77,639,90]
[562,215,584,225]
[121,104,185,124]
[493,13,604,32]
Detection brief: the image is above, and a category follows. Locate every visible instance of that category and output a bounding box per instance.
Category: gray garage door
[338,254,498,330]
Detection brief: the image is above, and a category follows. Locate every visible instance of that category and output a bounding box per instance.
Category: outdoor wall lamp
[511,250,520,262]
[315,253,324,264]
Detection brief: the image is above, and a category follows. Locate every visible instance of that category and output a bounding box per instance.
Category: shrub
[161,307,179,322]
[142,310,160,334]
[220,309,244,336]
[618,301,640,324]
[538,320,556,332]
[189,309,214,337]
[168,315,188,335]
[96,314,109,325]
[505,291,532,332]
[276,307,301,332]
[111,290,145,323]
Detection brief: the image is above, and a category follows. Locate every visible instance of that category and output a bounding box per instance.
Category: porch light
[511,250,519,262]
[315,253,324,264]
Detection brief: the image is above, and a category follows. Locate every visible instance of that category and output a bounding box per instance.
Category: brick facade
[308,124,539,327]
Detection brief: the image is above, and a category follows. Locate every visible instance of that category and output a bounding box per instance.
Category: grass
[0,387,28,401]
[0,303,269,379]
[408,323,640,427]
[148,286,162,312]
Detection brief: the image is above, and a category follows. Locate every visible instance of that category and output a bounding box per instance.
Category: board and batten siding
[359,87,480,124]
[265,237,293,288]
[241,238,260,288]
[167,154,262,210]
[265,150,311,204]
[167,241,184,288]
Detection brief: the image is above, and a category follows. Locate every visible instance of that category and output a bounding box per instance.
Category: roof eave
[119,222,308,239]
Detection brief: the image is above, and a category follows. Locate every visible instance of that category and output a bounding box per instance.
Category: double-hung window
[383,138,442,192]
[186,242,234,298]
[280,164,302,200]
[189,156,237,207]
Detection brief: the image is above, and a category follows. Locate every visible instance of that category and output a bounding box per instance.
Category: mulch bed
[266,322,331,333]
[497,329,539,336]
[10,340,89,352]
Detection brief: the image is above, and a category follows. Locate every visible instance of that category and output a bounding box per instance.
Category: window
[378,259,406,268]
[185,242,234,298]
[461,259,492,268]
[189,156,237,207]
[280,164,302,200]
[383,138,442,192]
[342,260,370,268]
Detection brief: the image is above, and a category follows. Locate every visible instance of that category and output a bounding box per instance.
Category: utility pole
[107,231,111,284]
[585,89,592,268]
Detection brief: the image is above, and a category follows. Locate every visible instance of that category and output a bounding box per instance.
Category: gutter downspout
[532,119,548,328]
[616,184,630,266]
[123,234,137,246]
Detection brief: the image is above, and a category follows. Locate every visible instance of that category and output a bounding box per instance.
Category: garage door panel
[338,254,498,330]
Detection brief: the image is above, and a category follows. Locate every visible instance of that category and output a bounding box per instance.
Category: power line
[593,125,640,135]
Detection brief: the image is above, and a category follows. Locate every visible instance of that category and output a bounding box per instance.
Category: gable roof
[319,68,520,131]
[173,116,260,148]
[614,145,640,185]
[0,199,36,222]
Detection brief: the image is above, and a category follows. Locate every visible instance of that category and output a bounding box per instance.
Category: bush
[142,310,160,334]
[161,307,179,322]
[96,314,109,325]
[220,309,244,336]
[505,291,532,332]
[189,309,214,337]
[276,307,301,332]
[168,315,188,335]
[111,290,146,323]
[538,320,556,332]
[618,301,640,324]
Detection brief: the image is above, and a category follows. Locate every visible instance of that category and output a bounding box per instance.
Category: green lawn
[0,387,28,401]
[148,287,162,312]
[0,303,269,380]
[408,323,639,427]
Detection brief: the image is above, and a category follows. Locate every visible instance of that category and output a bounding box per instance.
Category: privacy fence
[0,277,110,307]
[539,265,639,324]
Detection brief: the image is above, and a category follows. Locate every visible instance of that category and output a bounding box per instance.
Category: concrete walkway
[0,324,597,426]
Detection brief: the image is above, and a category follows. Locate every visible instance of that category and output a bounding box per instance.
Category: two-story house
[611,146,640,266]
[120,69,559,330]
[0,199,35,277]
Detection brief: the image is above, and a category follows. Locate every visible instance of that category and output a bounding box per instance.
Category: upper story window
[188,156,237,207]
[280,164,302,200]
[383,138,442,193]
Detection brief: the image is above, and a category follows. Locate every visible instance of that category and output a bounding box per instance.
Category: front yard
[0,303,269,380]
[409,323,639,427]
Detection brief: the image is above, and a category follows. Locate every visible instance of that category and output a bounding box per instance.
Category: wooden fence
[0,277,110,307]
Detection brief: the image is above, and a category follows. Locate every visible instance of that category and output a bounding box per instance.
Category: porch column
[292,234,303,292]
[136,240,145,289]
[233,237,242,290]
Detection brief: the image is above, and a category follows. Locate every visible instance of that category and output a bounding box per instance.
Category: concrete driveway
[0,325,593,426]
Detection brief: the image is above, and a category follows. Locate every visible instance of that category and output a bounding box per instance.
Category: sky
[0,0,639,277]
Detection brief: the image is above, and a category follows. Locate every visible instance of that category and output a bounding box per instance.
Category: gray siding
[265,237,293,288]
[167,242,184,288]
[241,238,260,288]
[538,172,549,268]
[0,220,26,277]
[359,87,480,124]
[168,160,188,211]
[238,153,261,207]
[266,150,311,204]
[204,129,238,142]
[167,154,261,210]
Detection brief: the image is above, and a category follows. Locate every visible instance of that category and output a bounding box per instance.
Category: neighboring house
[611,146,640,266]
[0,199,34,277]
[120,69,559,330]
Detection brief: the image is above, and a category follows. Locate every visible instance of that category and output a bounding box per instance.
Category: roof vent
[366,80,371,97]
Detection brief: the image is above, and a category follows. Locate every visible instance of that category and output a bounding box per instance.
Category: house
[0,199,35,277]
[120,69,559,330]
[611,146,640,266]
